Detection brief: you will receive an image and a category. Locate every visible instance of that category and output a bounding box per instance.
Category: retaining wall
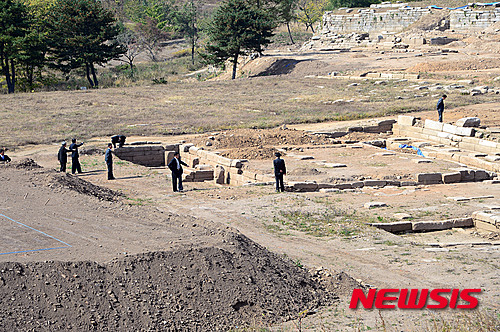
[392,115,500,173]
[114,145,168,167]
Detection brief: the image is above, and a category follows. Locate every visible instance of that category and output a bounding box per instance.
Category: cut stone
[456,117,481,128]
[412,218,474,231]
[442,172,462,184]
[364,202,388,208]
[416,173,442,184]
[370,222,412,232]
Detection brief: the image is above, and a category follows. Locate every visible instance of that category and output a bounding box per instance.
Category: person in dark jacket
[0,149,11,163]
[69,138,84,174]
[105,143,115,180]
[437,94,447,123]
[57,141,72,172]
[167,152,188,192]
[273,152,286,192]
[111,135,126,148]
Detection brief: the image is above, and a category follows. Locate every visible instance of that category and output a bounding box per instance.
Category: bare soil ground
[3,13,500,330]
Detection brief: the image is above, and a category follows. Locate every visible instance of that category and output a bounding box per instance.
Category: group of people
[57,138,116,180]
[57,138,84,173]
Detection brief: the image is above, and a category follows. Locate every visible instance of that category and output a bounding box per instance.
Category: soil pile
[195,128,332,151]
[407,58,500,72]
[0,232,338,331]
[220,146,279,160]
[288,167,325,176]
[13,158,42,170]
[28,169,122,201]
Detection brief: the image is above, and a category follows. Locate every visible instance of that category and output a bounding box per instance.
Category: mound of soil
[220,146,279,160]
[0,232,338,331]
[407,58,500,72]
[13,158,42,170]
[28,168,122,201]
[195,128,332,151]
[80,147,105,155]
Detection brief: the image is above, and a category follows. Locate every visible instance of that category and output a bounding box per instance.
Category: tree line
[0,0,379,93]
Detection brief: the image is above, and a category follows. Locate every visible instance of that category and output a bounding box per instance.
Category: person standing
[167,152,188,192]
[57,141,72,172]
[273,152,286,192]
[0,149,11,163]
[105,143,115,180]
[69,138,84,174]
[437,94,447,123]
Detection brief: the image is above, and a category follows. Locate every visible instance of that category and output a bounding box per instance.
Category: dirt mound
[403,11,449,33]
[407,58,500,72]
[13,158,42,169]
[0,232,339,331]
[48,172,122,201]
[195,128,332,151]
[220,146,279,160]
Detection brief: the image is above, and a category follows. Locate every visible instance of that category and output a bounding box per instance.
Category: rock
[205,141,213,146]
[416,173,442,184]
[363,180,387,187]
[319,188,340,193]
[364,202,388,208]
[370,222,412,232]
[456,117,480,128]
[412,218,474,231]
[412,159,432,164]
[322,163,347,168]
[442,172,461,184]
[214,165,225,184]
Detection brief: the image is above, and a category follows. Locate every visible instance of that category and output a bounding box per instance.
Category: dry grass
[0,76,495,149]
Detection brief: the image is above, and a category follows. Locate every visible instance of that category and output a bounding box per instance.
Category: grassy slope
[0,75,492,148]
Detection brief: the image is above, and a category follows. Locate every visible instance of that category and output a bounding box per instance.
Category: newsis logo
[350,289,482,309]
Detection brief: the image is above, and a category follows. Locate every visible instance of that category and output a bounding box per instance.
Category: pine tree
[45,0,125,88]
[0,0,29,93]
[203,0,276,79]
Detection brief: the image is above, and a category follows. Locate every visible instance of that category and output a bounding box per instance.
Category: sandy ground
[3,122,499,330]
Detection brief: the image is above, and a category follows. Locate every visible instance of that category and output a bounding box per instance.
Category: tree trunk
[90,63,98,88]
[310,24,315,34]
[191,39,195,64]
[85,63,95,88]
[10,59,15,93]
[231,52,239,80]
[27,65,34,91]
[287,22,295,45]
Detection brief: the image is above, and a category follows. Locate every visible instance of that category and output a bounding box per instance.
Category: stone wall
[321,7,431,36]
[391,115,500,173]
[114,145,169,167]
[450,9,500,31]
[315,7,500,47]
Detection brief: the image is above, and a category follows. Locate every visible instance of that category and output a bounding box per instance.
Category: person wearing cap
[69,138,84,174]
[57,141,72,172]
[437,94,447,123]
[273,151,286,192]
[0,149,11,163]
[105,143,115,180]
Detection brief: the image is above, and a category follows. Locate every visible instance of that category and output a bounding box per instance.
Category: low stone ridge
[412,218,474,231]
[364,202,388,208]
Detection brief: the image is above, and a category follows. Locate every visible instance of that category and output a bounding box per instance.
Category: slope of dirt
[29,169,122,201]
[407,57,500,72]
[194,128,332,150]
[0,234,338,331]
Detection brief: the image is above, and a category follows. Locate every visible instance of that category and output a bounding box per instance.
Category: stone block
[456,117,481,127]
[165,150,176,165]
[412,218,474,231]
[416,173,442,184]
[442,172,462,184]
[363,180,387,187]
[334,183,353,190]
[364,202,388,208]
[401,181,417,186]
[181,143,194,152]
[323,163,347,168]
[485,155,500,162]
[370,222,412,233]
[472,211,500,226]
[289,182,318,192]
[454,126,475,137]
[412,159,432,164]
[455,168,475,182]
[214,165,225,184]
[319,188,340,193]
[351,181,365,188]
[478,139,497,148]
[164,144,180,153]
[317,183,337,189]
[230,159,243,168]
[424,119,444,131]
[474,170,490,181]
[393,213,412,220]
[195,164,212,170]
